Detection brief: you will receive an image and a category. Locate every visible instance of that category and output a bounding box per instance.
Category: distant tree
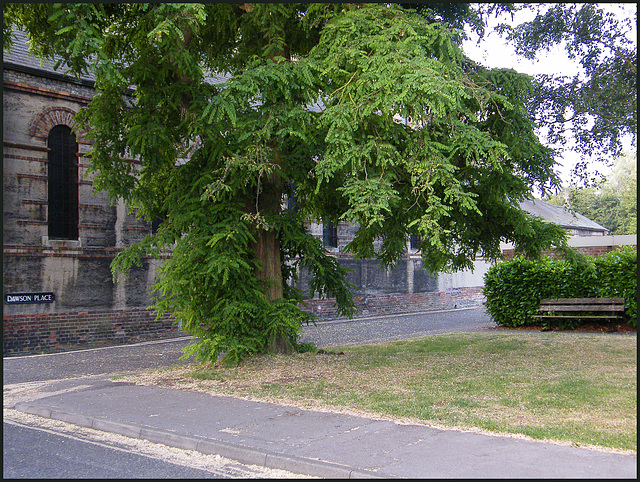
[546,151,637,235]
[5,3,569,363]
[498,3,637,184]
[600,151,637,235]
[401,2,517,42]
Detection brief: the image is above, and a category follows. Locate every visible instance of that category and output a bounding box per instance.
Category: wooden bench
[533,298,626,324]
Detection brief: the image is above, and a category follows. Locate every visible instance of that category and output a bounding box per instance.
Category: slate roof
[3,29,96,85]
[519,198,609,234]
[3,29,230,87]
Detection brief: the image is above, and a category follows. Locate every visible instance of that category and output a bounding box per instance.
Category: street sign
[4,292,56,304]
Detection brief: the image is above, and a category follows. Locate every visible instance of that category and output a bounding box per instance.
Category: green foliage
[8,3,581,363]
[592,247,638,324]
[307,5,563,273]
[483,247,637,328]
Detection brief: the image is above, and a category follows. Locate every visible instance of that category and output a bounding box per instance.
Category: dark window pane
[323,220,338,248]
[48,125,78,239]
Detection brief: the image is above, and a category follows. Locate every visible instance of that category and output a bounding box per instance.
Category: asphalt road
[3,307,495,385]
[3,420,226,479]
[3,337,195,385]
[300,306,495,347]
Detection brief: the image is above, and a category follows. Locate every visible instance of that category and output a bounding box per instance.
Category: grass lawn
[118,331,637,453]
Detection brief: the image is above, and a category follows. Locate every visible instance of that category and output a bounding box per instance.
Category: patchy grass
[116,332,637,453]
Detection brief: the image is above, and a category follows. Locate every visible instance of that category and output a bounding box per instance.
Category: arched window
[47,125,78,239]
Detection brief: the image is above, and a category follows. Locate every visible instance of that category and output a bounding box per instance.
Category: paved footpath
[11,381,637,479]
[5,308,637,478]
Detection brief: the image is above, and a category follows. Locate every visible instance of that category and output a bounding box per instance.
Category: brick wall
[3,70,96,102]
[3,287,487,355]
[503,239,637,261]
[3,308,183,356]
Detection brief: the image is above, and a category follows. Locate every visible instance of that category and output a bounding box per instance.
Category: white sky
[461,3,637,187]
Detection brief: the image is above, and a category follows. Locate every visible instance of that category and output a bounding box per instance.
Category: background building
[3,32,177,355]
[519,198,609,237]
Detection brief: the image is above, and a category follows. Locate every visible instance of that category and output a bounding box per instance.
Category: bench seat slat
[539,305,625,312]
[540,298,624,305]
[532,315,618,319]
[535,297,626,324]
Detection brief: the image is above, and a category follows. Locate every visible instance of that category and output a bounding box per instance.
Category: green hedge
[483,246,637,329]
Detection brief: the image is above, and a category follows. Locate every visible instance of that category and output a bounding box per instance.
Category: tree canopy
[4,3,578,363]
[496,3,637,183]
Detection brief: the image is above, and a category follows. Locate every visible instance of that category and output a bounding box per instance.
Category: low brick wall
[301,286,485,321]
[502,235,637,261]
[3,308,183,356]
[503,244,636,261]
[4,287,486,355]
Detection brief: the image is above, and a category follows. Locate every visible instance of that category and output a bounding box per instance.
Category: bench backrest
[540,298,624,305]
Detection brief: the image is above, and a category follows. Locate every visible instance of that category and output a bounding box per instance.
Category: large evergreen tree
[5,3,570,363]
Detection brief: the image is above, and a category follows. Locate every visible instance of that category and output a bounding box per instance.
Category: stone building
[7,32,621,355]
[294,220,485,321]
[3,32,177,355]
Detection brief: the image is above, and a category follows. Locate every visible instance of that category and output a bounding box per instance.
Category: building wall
[501,234,637,261]
[3,68,181,355]
[301,287,485,321]
[295,221,486,320]
[3,309,177,355]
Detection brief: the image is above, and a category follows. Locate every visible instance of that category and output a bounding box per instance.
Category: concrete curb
[13,402,394,479]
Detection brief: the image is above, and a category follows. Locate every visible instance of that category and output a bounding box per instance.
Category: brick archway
[30,107,87,141]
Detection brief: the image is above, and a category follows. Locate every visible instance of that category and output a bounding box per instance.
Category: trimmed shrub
[593,247,637,324]
[483,246,636,328]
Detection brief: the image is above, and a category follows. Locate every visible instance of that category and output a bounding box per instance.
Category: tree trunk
[254,228,294,354]
[254,6,294,355]
[254,229,283,302]
[250,149,294,354]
